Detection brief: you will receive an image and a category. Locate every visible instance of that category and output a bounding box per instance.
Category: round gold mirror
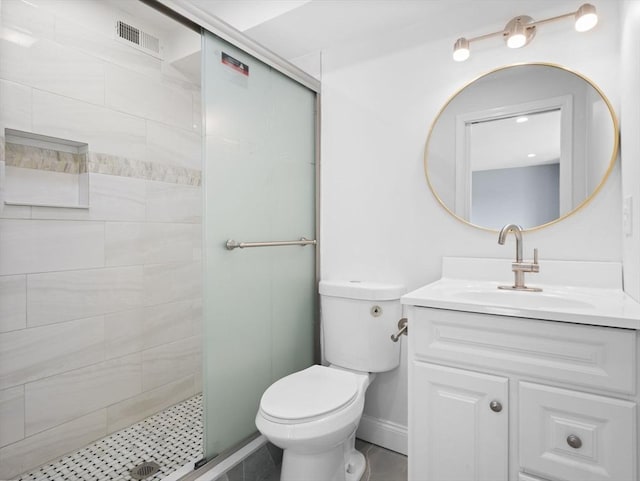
[424,63,619,231]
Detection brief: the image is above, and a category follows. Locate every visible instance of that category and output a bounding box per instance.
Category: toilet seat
[259,365,362,424]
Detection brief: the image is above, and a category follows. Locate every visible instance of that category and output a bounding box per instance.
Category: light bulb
[504,16,535,49]
[453,37,470,62]
[575,3,598,32]
[507,20,527,49]
[507,33,526,48]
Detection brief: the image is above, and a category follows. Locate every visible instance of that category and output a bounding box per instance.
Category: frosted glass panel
[202,32,316,458]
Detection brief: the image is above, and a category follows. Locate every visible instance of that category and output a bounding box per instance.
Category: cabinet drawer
[519,382,636,481]
[411,308,636,394]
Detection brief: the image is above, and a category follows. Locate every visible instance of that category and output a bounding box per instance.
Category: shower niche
[2,128,90,209]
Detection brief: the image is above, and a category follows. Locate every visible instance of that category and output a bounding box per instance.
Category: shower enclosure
[202,31,317,459]
[0,0,318,479]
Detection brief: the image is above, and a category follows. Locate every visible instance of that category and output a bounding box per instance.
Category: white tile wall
[0,35,30,87]
[28,204,89,221]
[24,353,141,435]
[32,89,147,161]
[4,167,84,206]
[0,0,203,475]
[0,203,32,220]
[90,174,148,222]
[0,410,107,480]
[0,386,25,448]
[1,0,56,42]
[0,275,26,332]
[146,120,201,170]
[0,316,104,390]
[143,299,199,350]
[106,375,197,433]
[53,14,163,80]
[105,222,146,267]
[27,266,145,327]
[142,336,201,391]
[0,219,104,276]
[0,80,32,132]
[29,39,106,105]
[104,308,144,360]
[105,63,194,131]
[192,223,203,261]
[146,181,202,223]
[106,222,196,266]
[191,299,203,338]
[144,223,194,264]
[144,262,201,306]
[29,174,148,222]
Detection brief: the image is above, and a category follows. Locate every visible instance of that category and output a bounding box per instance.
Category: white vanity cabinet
[407,306,639,481]
[411,362,509,481]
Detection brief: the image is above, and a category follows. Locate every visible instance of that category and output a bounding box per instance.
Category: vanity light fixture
[452,3,598,62]
[516,116,529,123]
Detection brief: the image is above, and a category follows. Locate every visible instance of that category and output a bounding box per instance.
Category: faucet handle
[534,248,539,265]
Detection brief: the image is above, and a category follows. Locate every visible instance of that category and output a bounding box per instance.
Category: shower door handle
[225,237,317,250]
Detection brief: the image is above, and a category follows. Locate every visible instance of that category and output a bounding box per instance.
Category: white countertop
[401,258,640,330]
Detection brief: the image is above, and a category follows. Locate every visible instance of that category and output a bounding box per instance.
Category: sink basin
[400,258,640,329]
[453,289,595,310]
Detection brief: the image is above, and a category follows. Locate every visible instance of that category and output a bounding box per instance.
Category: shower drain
[130,461,161,479]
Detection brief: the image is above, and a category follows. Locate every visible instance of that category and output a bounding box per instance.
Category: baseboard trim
[356,415,407,455]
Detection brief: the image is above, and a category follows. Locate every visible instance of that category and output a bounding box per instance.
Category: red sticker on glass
[222,52,249,76]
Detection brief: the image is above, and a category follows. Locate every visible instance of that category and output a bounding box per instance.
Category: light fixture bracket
[503,15,536,48]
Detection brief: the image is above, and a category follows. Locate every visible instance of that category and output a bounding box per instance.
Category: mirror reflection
[425,64,618,230]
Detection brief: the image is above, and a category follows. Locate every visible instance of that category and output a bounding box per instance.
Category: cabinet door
[410,362,508,481]
[520,382,636,481]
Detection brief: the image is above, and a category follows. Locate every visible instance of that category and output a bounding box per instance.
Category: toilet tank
[319,280,405,373]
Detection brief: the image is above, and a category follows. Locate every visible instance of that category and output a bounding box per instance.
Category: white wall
[621,1,640,302]
[320,0,623,450]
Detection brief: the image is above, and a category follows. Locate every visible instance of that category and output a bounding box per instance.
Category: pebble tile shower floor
[17,395,203,481]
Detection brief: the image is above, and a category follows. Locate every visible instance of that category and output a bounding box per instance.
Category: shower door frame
[144,0,322,477]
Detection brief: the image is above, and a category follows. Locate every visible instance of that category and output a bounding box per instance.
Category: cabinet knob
[566,434,582,449]
[489,400,503,413]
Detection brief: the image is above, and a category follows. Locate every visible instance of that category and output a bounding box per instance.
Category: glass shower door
[202,31,317,458]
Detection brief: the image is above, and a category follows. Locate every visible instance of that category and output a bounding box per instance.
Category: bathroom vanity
[403,258,640,481]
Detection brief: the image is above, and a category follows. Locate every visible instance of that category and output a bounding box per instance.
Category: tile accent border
[6,143,86,174]
[1,136,201,187]
[87,152,201,186]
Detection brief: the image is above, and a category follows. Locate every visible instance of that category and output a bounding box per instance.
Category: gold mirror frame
[424,62,620,232]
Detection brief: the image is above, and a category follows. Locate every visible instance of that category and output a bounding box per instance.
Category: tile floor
[356,439,408,481]
[234,439,407,481]
[14,394,407,481]
[16,395,203,481]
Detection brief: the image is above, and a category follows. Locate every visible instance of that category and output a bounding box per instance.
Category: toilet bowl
[256,365,372,481]
[255,280,404,481]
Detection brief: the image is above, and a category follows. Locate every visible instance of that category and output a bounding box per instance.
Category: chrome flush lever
[391,318,408,342]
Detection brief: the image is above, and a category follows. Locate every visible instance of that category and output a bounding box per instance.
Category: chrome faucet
[497,224,541,291]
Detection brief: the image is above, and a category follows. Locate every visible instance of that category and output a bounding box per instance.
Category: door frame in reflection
[454,95,573,221]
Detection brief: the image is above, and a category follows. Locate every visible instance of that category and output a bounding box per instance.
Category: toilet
[255,280,404,481]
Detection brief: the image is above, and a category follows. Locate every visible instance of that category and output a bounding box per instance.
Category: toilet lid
[260,365,359,421]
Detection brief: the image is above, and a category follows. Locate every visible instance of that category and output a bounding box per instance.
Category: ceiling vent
[115,20,162,59]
